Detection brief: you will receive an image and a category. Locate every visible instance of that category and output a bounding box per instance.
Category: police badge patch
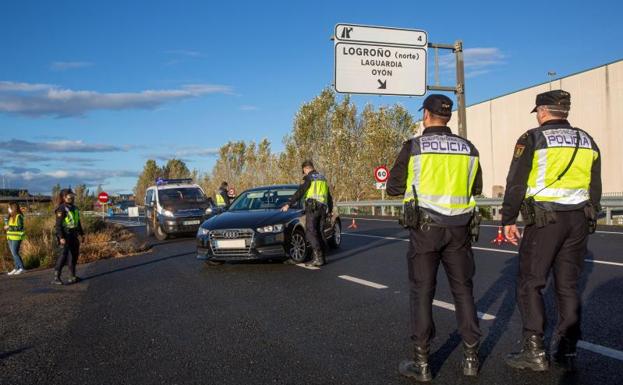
[513,144,525,159]
[56,211,63,217]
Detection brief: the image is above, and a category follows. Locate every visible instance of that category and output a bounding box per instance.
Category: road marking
[432,300,496,321]
[296,263,320,270]
[341,217,623,235]
[577,340,623,361]
[338,275,388,289]
[342,232,623,267]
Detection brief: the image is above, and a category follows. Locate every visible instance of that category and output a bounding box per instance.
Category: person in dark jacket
[215,181,231,208]
[52,189,85,285]
[281,160,334,266]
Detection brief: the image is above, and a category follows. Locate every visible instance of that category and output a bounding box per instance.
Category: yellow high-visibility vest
[7,214,25,241]
[305,173,329,205]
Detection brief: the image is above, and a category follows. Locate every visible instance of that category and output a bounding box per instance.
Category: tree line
[134,88,419,204]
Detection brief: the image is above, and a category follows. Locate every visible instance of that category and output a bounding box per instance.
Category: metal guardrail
[336,197,623,226]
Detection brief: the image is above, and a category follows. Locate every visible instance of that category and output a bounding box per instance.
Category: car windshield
[229,188,298,211]
[158,188,207,203]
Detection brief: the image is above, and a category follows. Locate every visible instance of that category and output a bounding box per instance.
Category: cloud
[0,139,125,153]
[146,146,219,161]
[2,168,138,194]
[0,81,233,118]
[50,61,93,71]
[239,105,259,111]
[437,47,506,78]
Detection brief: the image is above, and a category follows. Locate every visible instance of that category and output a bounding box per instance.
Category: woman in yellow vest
[4,202,26,275]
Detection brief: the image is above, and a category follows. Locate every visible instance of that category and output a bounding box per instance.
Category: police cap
[531,89,571,113]
[419,94,453,117]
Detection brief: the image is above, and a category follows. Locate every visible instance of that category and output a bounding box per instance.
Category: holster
[534,205,557,228]
[469,211,482,243]
[584,203,597,234]
[520,197,536,226]
[399,200,420,229]
[306,199,319,213]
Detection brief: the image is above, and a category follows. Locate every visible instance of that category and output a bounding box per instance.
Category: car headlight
[197,227,210,236]
[162,209,175,217]
[205,207,213,215]
[256,224,284,233]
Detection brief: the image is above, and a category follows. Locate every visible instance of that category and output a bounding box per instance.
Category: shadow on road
[328,239,397,265]
[0,346,32,361]
[81,251,194,282]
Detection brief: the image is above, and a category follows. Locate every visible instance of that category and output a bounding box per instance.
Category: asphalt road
[2,217,623,385]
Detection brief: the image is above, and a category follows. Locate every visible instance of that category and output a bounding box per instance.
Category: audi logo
[223,231,239,239]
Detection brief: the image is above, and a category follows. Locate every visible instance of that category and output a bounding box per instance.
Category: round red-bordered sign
[98,192,109,204]
[374,166,389,183]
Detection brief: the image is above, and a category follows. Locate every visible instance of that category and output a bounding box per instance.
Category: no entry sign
[98,192,109,204]
[374,166,389,183]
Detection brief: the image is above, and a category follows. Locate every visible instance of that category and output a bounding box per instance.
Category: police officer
[503,90,601,371]
[281,160,333,266]
[387,94,483,381]
[215,181,230,208]
[52,188,85,285]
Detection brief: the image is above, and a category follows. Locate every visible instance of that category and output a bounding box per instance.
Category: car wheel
[145,220,153,237]
[154,222,168,241]
[288,228,309,263]
[328,221,341,249]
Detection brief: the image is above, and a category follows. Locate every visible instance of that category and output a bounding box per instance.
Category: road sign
[334,42,427,96]
[128,207,139,218]
[98,192,109,204]
[335,24,427,47]
[228,188,236,198]
[375,182,387,190]
[374,166,389,183]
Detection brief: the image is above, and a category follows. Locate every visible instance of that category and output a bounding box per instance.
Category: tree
[134,160,163,205]
[163,158,191,179]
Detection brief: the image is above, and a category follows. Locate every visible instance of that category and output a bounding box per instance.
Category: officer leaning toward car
[52,188,85,285]
[215,181,230,208]
[502,90,602,372]
[387,94,483,381]
[281,160,333,267]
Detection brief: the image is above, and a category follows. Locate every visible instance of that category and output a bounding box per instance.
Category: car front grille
[209,228,254,255]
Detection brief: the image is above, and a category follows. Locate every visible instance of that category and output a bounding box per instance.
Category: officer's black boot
[306,249,325,267]
[461,340,480,376]
[51,271,63,285]
[399,346,432,382]
[505,334,550,371]
[552,337,577,372]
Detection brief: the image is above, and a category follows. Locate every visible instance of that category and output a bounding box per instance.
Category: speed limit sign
[374,166,389,183]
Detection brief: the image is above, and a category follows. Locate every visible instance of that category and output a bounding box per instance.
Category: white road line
[577,340,623,361]
[432,300,496,321]
[341,217,623,235]
[338,275,388,289]
[296,263,320,270]
[342,232,623,267]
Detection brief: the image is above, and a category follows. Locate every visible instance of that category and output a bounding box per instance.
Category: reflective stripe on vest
[215,191,226,207]
[63,208,80,230]
[526,128,598,205]
[403,134,478,216]
[7,214,25,241]
[305,173,329,204]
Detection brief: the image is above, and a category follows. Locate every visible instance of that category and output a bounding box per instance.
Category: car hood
[201,209,302,230]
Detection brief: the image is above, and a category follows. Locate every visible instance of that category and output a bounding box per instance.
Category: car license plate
[216,239,246,249]
[183,220,201,226]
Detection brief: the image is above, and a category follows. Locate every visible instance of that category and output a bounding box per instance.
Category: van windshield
[158,188,207,203]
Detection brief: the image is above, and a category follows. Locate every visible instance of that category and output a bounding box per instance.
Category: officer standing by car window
[215,181,230,208]
[281,160,333,267]
[502,90,602,372]
[52,188,85,285]
[387,94,483,381]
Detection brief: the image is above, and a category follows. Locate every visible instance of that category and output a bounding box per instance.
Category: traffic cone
[491,226,508,245]
[348,217,358,230]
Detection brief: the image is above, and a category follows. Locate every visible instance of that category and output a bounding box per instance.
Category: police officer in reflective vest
[503,90,602,371]
[215,181,230,208]
[281,160,333,266]
[53,188,85,285]
[387,94,483,381]
[5,202,26,275]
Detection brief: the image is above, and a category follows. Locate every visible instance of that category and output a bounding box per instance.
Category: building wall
[448,59,623,196]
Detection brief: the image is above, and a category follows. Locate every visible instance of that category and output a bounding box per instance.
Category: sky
[1,0,622,195]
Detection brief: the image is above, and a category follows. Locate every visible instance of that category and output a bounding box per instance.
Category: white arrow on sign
[335,24,428,47]
[375,182,387,190]
[335,42,427,96]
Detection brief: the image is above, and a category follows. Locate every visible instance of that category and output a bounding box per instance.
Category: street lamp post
[548,71,557,90]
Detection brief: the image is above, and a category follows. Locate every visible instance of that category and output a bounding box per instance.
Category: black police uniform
[54,203,84,281]
[218,186,231,207]
[287,170,334,259]
[502,90,602,370]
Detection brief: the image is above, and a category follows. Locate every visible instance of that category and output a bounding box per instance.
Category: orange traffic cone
[491,226,508,245]
[348,217,358,230]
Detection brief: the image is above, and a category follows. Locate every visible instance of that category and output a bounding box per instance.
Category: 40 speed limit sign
[374,166,389,183]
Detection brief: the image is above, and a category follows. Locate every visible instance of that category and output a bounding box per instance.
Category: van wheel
[145,220,153,237]
[154,223,168,241]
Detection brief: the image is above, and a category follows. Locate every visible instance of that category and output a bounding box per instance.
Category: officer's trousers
[517,209,588,346]
[305,208,326,252]
[407,225,481,347]
[55,233,80,276]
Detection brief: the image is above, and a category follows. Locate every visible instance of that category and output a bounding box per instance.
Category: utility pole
[548,71,557,91]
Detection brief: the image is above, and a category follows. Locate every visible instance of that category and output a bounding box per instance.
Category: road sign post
[98,192,109,218]
[374,166,389,216]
